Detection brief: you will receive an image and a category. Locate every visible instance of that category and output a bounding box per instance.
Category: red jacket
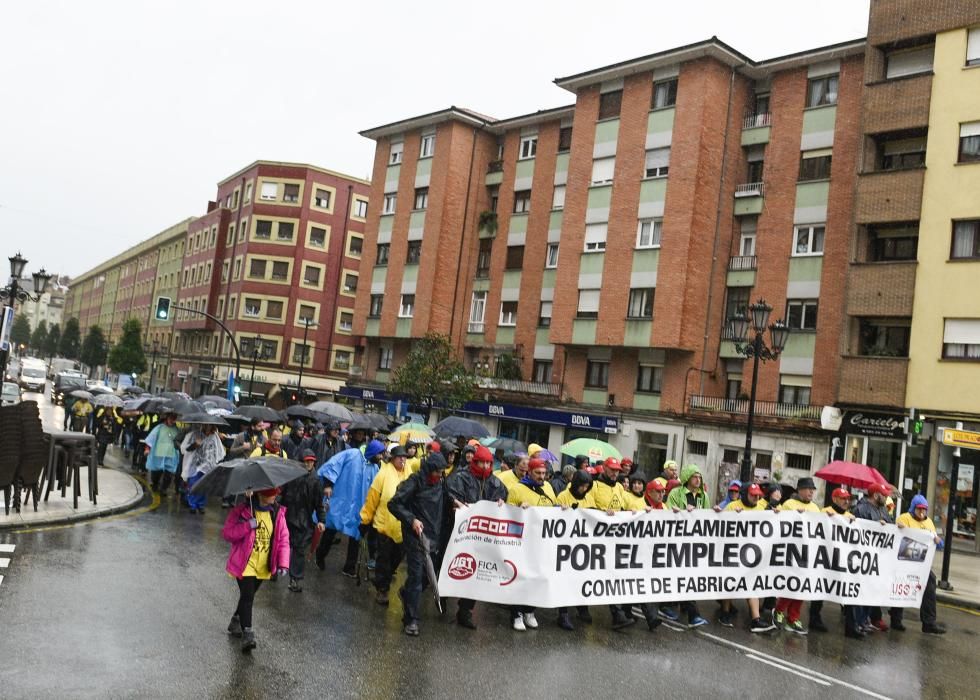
[222,501,291,578]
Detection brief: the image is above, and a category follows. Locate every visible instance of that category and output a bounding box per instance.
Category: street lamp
[144,339,160,394]
[247,336,272,404]
[295,318,317,405]
[0,252,52,381]
[728,298,790,485]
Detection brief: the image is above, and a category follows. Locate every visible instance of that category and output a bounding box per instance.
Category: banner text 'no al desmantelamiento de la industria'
[437,503,936,608]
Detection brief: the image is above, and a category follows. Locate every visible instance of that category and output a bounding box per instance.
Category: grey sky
[0,0,870,280]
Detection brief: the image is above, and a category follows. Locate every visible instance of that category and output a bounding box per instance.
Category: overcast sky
[0,0,870,280]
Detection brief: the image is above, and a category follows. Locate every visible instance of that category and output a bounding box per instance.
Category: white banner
[437,503,936,608]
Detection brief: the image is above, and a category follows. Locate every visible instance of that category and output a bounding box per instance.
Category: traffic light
[906,408,924,446]
[155,296,172,321]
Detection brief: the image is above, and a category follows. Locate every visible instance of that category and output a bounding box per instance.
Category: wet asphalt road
[1,390,978,699]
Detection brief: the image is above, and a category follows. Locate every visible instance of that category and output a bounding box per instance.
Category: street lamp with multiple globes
[0,252,52,379]
[728,298,791,485]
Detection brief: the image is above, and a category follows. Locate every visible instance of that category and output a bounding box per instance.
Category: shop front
[933,423,979,554]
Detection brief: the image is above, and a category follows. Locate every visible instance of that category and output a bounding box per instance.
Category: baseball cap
[748,483,764,497]
[604,457,622,471]
[832,487,850,499]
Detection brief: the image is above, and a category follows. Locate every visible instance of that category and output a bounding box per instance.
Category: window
[338,311,354,332]
[794,224,825,256]
[532,360,552,383]
[378,346,393,370]
[739,217,757,256]
[314,188,331,208]
[298,304,316,324]
[637,218,662,248]
[552,185,566,210]
[885,45,934,79]
[505,245,524,270]
[265,300,283,319]
[584,223,607,252]
[558,126,573,152]
[577,289,600,319]
[779,382,812,406]
[399,294,415,318]
[244,182,253,203]
[499,301,518,326]
[469,291,487,332]
[227,224,236,246]
[333,350,352,371]
[420,133,435,158]
[591,157,615,185]
[880,135,926,170]
[243,298,261,317]
[868,223,918,261]
[248,259,267,278]
[598,90,622,120]
[644,148,670,178]
[376,243,390,265]
[786,453,812,471]
[342,272,358,294]
[513,190,531,214]
[688,439,708,456]
[255,220,273,239]
[233,258,242,280]
[347,235,362,257]
[293,343,312,364]
[271,261,289,280]
[787,299,819,330]
[585,360,609,388]
[476,238,493,277]
[406,240,422,264]
[488,186,499,213]
[389,141,403,165]
[277,222,294,241]
[283,184,300,203]
[383,193,397,215]
[545,243,559,268]
[636,364,663,393]
[726,377,742,400]
[413,187,428,210]
[652,78,678,109]
[260,182,277,200]
[969,27,980,66]
[519,135,538,160]
[723,287,750,336]
[354,199,369,218]
[806,74,838,107]
[952,219,980,259]
[627,288,655,319]
[538,301,552,327]
[238,219,247,242]
[858,318,911,357]
[799,150,832,180]
[369,294,383,318]
[959,122,980,163]
[943,319,980,359]
[303,265,321,286]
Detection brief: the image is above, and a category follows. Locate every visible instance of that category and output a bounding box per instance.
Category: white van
[19,358,47,392]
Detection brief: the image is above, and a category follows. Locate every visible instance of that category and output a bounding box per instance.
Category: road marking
[0,558,9,568]
[745,654,831,686]
[696,629,893,700]
[0,544,15,553]
[939,602,980,617]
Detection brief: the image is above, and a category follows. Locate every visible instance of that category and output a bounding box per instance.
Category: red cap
[832,487,850,499]
[604,457,622,471]
[429,441,441,452]
[729,482,741,492]
[646,480,666,494]
[621,458,633,467]
[747,483,764,497]
[257,487,280,498]
[473,445,494,463]
[528,457,548,472]
[869,483,890,496]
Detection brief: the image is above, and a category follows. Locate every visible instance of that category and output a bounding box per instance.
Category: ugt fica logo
[448,553,477,580]
[447,552,518,586]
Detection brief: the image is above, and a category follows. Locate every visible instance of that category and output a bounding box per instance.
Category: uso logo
[466,516,525,538]
[448,553,477,580]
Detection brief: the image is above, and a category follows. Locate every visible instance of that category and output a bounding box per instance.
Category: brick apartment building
[351,2,980,506]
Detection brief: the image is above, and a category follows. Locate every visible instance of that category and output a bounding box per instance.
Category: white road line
[0,544,14,553]
[746,654,831,686]
[0,574,3,587]
[0,558,9,568]
[697,629,893,700]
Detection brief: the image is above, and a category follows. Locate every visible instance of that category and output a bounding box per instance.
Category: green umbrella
[560,438,621,463]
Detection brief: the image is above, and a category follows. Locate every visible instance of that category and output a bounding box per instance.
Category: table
[43,430,98,509]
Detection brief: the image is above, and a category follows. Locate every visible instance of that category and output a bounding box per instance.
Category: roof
[359,106,497,140]
[68,218,194,285]
[217,160,370,187]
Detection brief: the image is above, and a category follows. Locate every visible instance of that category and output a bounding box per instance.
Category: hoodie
[718,480,742,510]
[665,464,711,510]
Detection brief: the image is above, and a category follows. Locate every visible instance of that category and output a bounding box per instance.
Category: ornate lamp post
[144,339,160,394]
[247,336,272,404]
[0,252,52,379]
[728,299,791,485]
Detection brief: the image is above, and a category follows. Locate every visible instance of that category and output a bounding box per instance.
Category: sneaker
[456,610,476,629]
[404,621,420,637]
[523,612,539,629]
[513,616,527,631]
[646,616,663,632]
[241,628,256,652]
[577,608,593,624]
[375,590,389,606]
[688,616,709,628]
[611,609,635,630]
[367,558,376,571]
[772,610,786,627]
[657,607,679,623]
[341,568,357,579]
[719,613,735,628]
[288,578,303,593]
[557,612,575,631]
[750,617,776,633]
[869,619,889,632]
[227,615,242,637]
[922,623,946,635]
[785,620,808,635]
[809,618,829,633]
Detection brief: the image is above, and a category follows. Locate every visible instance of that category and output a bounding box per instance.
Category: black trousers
[316,529,360,572]
[288,526,313,581]
[401,539,439,625]
[373,534,404,593]
[891,571,937,626]
[235,577,263,629]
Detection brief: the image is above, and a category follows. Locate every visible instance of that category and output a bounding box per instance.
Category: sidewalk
[0,449,144,531]
[934,549,980,611]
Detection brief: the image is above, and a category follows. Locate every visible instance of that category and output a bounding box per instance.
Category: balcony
[838,355,909,408]
[743,112,772,129]
[741,113,771,146]
[734,182,764,216]
[862,73,932,134]
[728,255,757,271]
[689,395,822,421]
[477,376,561,397]
[734,182,765,197]
[485,160,504,186]
[855,169,924,223]
[846,262,916,317]
[467,321,485,334]
[727,255,757,287]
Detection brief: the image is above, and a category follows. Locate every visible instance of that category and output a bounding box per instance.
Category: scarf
[425,472,441,485]
[470,462,492,480]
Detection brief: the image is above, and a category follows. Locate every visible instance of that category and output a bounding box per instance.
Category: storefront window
[498,419,551,452]
[936,447,978,547]
[637,430,669,477]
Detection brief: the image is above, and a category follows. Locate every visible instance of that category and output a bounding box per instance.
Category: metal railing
[689,395,822,421]
[728,255,758,271]
[743,112,772,129]
[734,182,765,198]
[487,160,504,173]
[477,376,561,397]
[467,321,485,333]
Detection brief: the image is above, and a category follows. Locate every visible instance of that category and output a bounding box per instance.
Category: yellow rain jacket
[591,478,628,511]
[497,469,521,491]
[556,485,596,509]
[360,462,412,542]
[622,491,648,511]
[779,498,820,513]
[506,480,557,507]
[726,499,767,512]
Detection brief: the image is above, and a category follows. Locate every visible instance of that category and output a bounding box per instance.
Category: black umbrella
[170,399,206,416]
[235,405,283,423]
[222,414,254,430]
[363,412,393,432]
[284,405,317,420]
[190,456,307,497]
[346,414,376,432]
[433,416,490,439]
[141,397,174,414]
[123,397,150,412]
[123,386,146,395]
[198,395,236,411]
[180,412,230,428]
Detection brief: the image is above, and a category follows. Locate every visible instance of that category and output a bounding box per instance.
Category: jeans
[373,534,404,593]
[235,577,263,629]
[288,526,313,581]
[400,538,439,625]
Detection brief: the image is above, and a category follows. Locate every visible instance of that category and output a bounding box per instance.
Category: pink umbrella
[814,460,890,491]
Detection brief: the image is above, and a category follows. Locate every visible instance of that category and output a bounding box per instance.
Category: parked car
[2,382,21,406]
[52,372,88,405]
[19,363,47,392]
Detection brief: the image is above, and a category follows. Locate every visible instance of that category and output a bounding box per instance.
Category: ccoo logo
[448,553,477,580]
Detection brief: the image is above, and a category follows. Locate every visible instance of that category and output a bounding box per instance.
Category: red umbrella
[814,461,890,490]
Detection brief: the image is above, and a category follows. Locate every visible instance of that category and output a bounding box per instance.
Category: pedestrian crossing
[0,543,14,588]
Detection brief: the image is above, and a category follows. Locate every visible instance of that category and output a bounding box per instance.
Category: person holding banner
[720,483,775,632]
[592,458,629,513]
[772,477,820,635]
[359,445,412,606]
[644,480,667,509]
[497,453,529,491]
[819,487,867,639]
[554,469,597,631]
[624,476,649,511]
[446,445,508,630]
[895,495,945,635]
[665,464,712,628]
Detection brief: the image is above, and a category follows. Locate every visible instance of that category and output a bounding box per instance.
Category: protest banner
[437,503,936,608]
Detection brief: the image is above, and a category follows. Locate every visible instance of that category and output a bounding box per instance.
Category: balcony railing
[743,112,772,129]
[689,395,822,421]
[477,376,561,397]
[467,321,485,334]
[734,182,765,198]
[487,160,503,173]
[728,255,758,271]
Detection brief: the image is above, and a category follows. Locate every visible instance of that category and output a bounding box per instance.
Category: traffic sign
[940,428,980,451]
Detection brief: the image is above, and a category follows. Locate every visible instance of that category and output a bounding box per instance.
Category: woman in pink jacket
[222,487,291,652]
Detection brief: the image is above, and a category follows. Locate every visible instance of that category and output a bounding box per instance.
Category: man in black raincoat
[280,449,327,592]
